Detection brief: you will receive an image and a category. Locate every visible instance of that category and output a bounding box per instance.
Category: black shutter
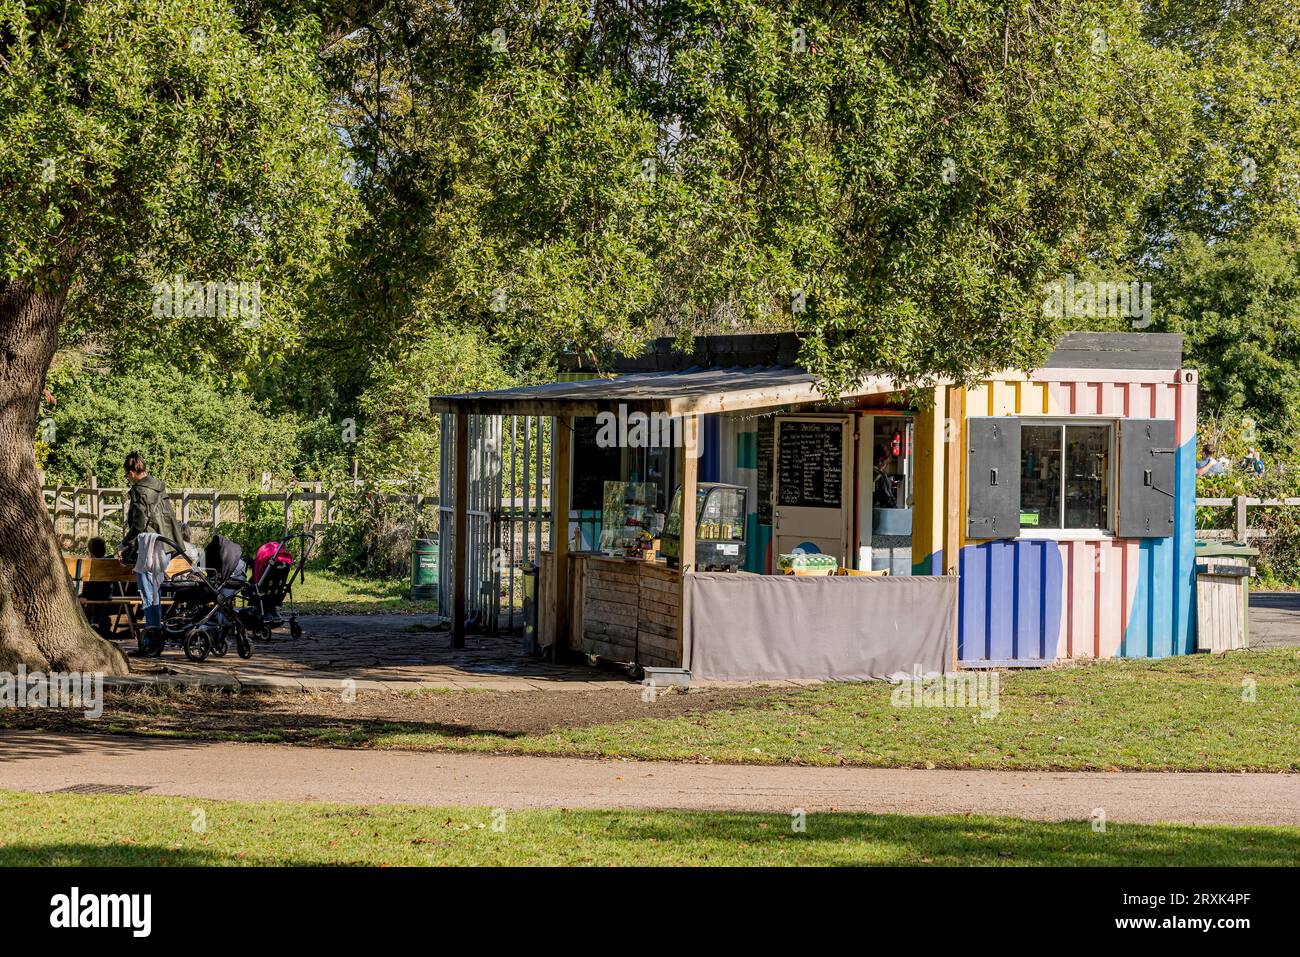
[966,418,1021,540]
[1118,419,1176,538]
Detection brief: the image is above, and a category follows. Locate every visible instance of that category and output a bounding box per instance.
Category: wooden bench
[66,555,194,639]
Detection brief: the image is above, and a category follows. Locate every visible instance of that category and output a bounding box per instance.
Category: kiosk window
[1020,423,1111,532]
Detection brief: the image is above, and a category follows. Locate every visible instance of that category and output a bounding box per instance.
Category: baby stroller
[242,533,313,642]
[155,534,256,661]
[157,532,312,662]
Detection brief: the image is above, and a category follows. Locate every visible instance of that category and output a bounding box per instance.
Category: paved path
[1247,591,1300,648]
[3,731,1296,825]
[125,614,631,692]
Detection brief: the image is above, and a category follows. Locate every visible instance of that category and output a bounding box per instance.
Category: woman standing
[117,451,183,651]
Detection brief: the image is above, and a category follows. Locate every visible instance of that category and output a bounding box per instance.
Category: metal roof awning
[429,365,903,417]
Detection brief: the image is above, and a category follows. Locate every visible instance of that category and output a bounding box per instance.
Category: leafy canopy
[319,0,1193,392]
[0,0,354,372]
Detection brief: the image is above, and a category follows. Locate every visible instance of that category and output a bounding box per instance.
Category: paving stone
[234,674,306,692]
[126,613,648,692]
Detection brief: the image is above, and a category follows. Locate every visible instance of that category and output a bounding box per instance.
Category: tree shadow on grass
[0,703,529,749]
[575,810,1300,867]
[0,843,241,867]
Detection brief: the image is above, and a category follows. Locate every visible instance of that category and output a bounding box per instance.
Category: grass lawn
[291,565,437,615]
[479,648,1297,771]
[2,789,1296,866]
[8,648,1298,772]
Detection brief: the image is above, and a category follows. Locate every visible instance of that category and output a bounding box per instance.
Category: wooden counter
[540,553,682,668]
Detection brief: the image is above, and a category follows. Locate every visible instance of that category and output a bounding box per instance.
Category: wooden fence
[1195,496,1300,542]
[42,483,1283,548]
[42,479,441,547]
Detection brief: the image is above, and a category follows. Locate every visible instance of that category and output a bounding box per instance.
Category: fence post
[85,475,98,541]
[1235,495,1248,542]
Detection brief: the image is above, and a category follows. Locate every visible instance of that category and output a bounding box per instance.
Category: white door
[772,415,854,566]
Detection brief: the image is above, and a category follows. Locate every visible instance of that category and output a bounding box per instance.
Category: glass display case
[662,482,748,571]
[598,481,659,557]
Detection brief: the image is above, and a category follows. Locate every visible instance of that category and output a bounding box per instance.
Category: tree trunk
[0,280,128,675]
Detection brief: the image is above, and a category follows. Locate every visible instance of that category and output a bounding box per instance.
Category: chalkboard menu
[777,419,843,508]
[572,417,623,511]
[756,417,774,524]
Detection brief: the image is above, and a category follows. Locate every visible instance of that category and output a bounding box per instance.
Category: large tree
[0,0,351,672]
[314,0,1193,392]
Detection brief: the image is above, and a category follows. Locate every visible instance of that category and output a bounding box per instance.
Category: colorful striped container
[913,367,1199,665]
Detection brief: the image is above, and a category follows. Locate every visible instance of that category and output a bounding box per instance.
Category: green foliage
[355,323,513,479]
[212,489,316,557]
[1158,233,1300,445]
[1138,0,1300,251]
[319,0,1193,391]
[318,483,436,578]
[0,0,354,368]
[1193,412,1300,584]
[40,357,304,487]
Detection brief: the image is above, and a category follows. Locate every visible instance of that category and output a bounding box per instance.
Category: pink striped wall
[958,368,1198,662]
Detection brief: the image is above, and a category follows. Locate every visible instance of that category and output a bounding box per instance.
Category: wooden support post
[676,416,699,669]
[88,475,100,540]
[452,413,470,649]
[552,414,573,661]
[942,386,963,577]
[942,387,964,671]
[679,416,698,574]
[1235,495,1248,543]
[910,389,947,574]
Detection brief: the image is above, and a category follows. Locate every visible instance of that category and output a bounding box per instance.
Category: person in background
[1242,447,1265,476]
[117,451,184,645]
[81,537,117,640]
[1196,443,1228,477]
[873,447,898,509]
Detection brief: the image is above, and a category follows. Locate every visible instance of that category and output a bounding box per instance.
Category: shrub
[319,482,438,578]
[42,357,305,486]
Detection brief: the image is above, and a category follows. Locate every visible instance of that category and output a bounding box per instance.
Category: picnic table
[65,555,193,641]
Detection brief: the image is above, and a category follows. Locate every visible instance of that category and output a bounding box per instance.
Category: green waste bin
[1194,541,1258,652]
[521,563,539,655]
[411,539,439,604]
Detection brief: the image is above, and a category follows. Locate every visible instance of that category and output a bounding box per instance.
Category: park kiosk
[430,332,1197,680]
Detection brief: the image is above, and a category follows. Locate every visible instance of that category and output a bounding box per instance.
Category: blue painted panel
[957,540,1064,665]
[1173,436,1197,654]
[1119,436,1196,658]
[1148,535,1174,657]
[1015,540,1044,660]
[986,541,1016,661]
[958,545,987,662]
[1122,541,1151,657]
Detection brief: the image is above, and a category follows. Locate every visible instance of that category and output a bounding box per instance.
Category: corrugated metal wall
[953,370,1198,665]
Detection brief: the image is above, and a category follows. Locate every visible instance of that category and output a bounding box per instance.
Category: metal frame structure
[437,413,554,634]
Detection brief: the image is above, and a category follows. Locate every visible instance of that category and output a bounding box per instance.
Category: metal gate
[438,413,555,633]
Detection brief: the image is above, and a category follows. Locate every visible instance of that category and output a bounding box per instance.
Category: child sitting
[82,537,118,640]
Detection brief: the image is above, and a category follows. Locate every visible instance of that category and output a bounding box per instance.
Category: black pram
[158,533,312,661]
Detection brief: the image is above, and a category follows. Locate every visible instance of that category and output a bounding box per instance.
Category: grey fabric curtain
[684,574,956,681]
